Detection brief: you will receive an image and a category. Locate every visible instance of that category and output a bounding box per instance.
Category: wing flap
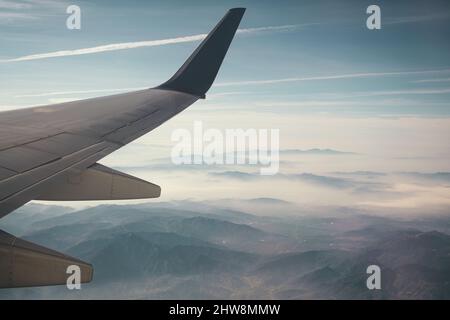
[0,142,115,218]
[37,163,161,201]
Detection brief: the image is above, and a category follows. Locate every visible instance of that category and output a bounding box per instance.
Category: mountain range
[0,200,449,299]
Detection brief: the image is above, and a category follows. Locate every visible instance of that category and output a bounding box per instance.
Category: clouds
[0,1,32,9]
[0,24,301,63]
[412,78,450,84]
[14,87,148,98]
[208,170,381,190]
[397,172,450,184]
[214,69,450,87]
[280,149,357,155]
[0,11,37,23]
[341,88,450,98]
[0,0,65,24]
[1,34,208,62]
[93,112,450,208]
[205,168,450,210]
[385,12,450,25]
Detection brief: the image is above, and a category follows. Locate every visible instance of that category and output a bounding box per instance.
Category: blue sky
[1,0,450,116]
[1,0,450,212]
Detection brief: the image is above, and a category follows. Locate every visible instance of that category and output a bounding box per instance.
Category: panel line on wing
[0,142,113,202]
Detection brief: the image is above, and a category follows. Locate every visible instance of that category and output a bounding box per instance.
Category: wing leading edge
[0,8,245,288]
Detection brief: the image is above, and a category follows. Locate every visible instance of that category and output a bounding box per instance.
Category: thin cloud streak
[15,87,148,98]
[412,78,450,83]
[0,12,37,23]
[334,88,450,98]
[1,34,206,62]
[252,98,450,109]
[0,0,67,24]
[215,69,450,87]
[385,13,450,25]
[0,25,301,63]
[0,0,32,9]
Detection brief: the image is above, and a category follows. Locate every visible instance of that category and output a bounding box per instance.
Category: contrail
[214,69,450,86]
[0,25,301,63]
[15,87,148,98]
[341,87,450,97]
[412,78,450,83]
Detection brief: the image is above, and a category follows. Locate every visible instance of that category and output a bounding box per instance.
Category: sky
[1,0,450,215]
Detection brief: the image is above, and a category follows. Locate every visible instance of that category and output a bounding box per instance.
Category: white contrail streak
[412,78,450,83]
[15,87,148,98]
[214,69,450,86]
[1,34,207,62]
[0,25,301,63]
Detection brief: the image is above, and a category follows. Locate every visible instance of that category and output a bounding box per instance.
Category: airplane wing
[0,8,245,288]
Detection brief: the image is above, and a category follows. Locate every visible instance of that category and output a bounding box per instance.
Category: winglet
[156,8,246,98]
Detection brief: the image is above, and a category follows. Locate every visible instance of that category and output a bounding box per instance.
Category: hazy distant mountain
[0,203,73,235]
[398,172,450,183]
[69,232,257,282]
[280,148,357,155]
[256,249,353,279]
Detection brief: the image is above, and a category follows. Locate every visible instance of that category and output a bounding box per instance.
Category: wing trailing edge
[37,163,161,201]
